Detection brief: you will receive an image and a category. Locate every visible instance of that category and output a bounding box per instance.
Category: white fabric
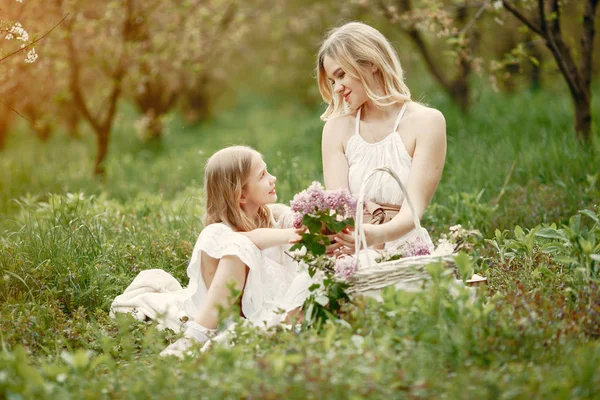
[111,209,315,333]
[347,102,412,207]
[345,103,434,254]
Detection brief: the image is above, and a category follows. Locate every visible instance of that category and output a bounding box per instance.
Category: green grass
[1,85,600,398]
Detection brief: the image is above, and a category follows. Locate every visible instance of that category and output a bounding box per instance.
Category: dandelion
[335,255,358,279]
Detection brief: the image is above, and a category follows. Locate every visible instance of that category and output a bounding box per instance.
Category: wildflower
[6,22,29,42]
[290,182,357,221]
[290,181,326,214]
[292,212,303,229]
[24,48,37,63]
[403,237,431,257]
[335,255,358,279]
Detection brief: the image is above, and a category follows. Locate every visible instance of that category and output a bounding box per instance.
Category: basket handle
[353,166,423,268]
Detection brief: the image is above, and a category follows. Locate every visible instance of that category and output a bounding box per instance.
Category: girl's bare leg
[285,307,304,324]
[194,255,248,329]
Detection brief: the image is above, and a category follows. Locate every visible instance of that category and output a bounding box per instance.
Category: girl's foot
[160,322,216,358]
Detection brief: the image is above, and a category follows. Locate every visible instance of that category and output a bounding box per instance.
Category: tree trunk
[94,129,110,176]
[574,93,592,142]
[34,123,52,142]
[65,108,81,139]
[142,110,164,141]
[450,80,470,112]
[0,122,7,150]
[526,34,543,91]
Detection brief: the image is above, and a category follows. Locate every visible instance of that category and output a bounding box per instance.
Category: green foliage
[0,86,599,397]
[289,204,355,328]
[486,208,600,280]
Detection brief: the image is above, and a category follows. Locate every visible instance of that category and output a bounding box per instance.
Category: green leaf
[454,252,473,281]
[580,209,599,224]
[308,283,321,292]
[289,243,303,252]
[541,244,566,254]
[536,228,567,241]
[554,256,578,265]
[514,225,524,240]
[315,294,329,306]
[590,254,600,262]
[303,214,322,233]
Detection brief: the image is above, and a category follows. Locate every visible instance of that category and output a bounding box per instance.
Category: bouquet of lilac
[288,182,359,326]
[290,182,357,257]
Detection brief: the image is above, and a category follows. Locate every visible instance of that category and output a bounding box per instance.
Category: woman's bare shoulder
[322,113,356,139]
[405,102,446,135]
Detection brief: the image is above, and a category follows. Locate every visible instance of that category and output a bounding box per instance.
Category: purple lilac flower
[402,237,431,257]
[290,181,326,214]
[335,255,358,279]
[292,212,304,229]
[291,182,358,221]
[323,188,357,217]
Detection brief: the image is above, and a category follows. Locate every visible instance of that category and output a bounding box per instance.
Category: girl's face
[241,154,277,210]
[322,55,372,111]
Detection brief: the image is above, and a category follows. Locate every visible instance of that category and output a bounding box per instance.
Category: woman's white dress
[110,211,313,333]
[345,102,434,254]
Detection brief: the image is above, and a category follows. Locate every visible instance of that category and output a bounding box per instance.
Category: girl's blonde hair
[203,146,273,231]
[316,21,412,121]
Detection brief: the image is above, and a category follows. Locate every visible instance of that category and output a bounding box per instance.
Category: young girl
[112,146,312,357]
[317,22,446,256]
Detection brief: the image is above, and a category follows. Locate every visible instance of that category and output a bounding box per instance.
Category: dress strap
[392,102,409,132]
[355,108,361,135]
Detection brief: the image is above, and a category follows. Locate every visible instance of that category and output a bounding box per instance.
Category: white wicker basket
[347,166,456,294]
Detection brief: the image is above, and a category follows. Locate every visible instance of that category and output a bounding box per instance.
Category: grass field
[1,85,600,398]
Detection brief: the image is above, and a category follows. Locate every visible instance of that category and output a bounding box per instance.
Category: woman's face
[322,55,371,110]
[242,153,277,209]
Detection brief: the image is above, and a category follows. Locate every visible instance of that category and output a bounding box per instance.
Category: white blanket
[110,269,191,333]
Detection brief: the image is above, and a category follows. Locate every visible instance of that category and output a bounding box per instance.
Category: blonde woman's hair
[316,21,412,121]
[203,146,273,231]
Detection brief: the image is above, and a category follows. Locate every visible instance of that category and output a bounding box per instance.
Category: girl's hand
[286,227,306,244]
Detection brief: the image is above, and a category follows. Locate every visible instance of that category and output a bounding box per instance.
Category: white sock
[184,322,216,343]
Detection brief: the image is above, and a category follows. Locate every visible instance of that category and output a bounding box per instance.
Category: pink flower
[403,237,431,257]
[290,182,357,220]
[290,181,326,214]
[335,255,358,279]
[292,212,303,229]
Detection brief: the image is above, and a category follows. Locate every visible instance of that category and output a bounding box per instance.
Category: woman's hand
[333,224,381,254]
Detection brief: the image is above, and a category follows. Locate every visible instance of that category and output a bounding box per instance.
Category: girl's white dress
[110,211,313,333]
[345,102,434,254]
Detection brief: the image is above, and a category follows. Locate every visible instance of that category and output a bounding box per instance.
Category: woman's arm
[336,109,447,248]
[239,228,304,250]
[322,118,350,190]
[377,109,446,243]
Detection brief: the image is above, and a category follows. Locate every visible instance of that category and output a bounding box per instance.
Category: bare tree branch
[501,0,544,36]
[66,19,102,134]
[459,0,489,36]
[0,98,38,127]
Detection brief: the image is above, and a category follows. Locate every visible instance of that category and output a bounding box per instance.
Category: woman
[317,22,446,254]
